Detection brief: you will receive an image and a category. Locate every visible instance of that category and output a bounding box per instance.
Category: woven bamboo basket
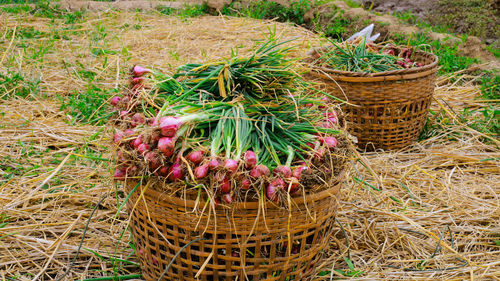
[307,49,438,150]
[124,176,342,281]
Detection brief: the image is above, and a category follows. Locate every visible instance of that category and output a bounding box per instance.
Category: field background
[0,1,499,280]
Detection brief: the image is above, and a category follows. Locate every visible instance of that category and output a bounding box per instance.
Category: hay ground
[0,9,499,281]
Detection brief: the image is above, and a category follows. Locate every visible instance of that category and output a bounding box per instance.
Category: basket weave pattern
[125,180,341,280]
[309,51,438,150]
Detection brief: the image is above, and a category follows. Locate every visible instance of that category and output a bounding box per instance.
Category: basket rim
[126,171,343,211]
[307,47,439,78]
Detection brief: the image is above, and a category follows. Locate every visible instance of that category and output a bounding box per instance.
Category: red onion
[116,150,127,163]
[325,111,337,119]
[159,116,182,137]
[126,165,138,176]
[119,110,129,119]
[110,96,122,106]
[321,137,338,149]
[267,178,284,201]
[132,65,151,77]
[194,163,209,179]
[145,151,161,170]
[327,117,338,124]
[187,150,203,164]
[219,177,231,193]
[157,166,169,177]
[241,177,251,190]
[224,159,238,173]
[168,162,184,181]
[244,150,257,169]
[130,135,143,148]
[292,166,310,180]
[273,166,292,178]
[113,131,125,144]
[131,77,144,85]
[208,158,219,170]
[121,96,130,104]
[157,137,176,157]
[147,118,159,127]
[222,193,233,204]
[305,103,313,108]
[250,164,270,178]
[314,147,326,159]
[131,113,145,127]
[137,143,150,155]
[124,129,134,136]
[113,168,126,181]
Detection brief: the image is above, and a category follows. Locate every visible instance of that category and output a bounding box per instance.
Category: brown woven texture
[124,179,342,281]
[307,50,438,150]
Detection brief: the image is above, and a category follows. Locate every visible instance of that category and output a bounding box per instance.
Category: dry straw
[0,9,498,280]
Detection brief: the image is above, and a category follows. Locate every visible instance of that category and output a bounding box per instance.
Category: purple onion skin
[156,166,169,177]
[267,178,284,202]
[250,165,270,178]
[322,137,338,149]
[137,143,150,155]
[194,163,209,179]
[124,129,134,136]
[222,193,233,204]
[113,131,125,144]
[244,150,257,169]
[208,158,219,170]
[168,163,184,181]
[241,177,251,190]
[187,150,204,164]
[130,135,143,149]
[157,137,175,157]
[113,168,126,181]
[273,166,292,178]
[159,116,182,137]
[145,151,160,170]
[219,178,231,193]
[131,77,144,85]
[292,166,309,180]
[224,159,238,174]
[131,113,145,127]
[116,150,127,163]
[111,96,122,106]
[132,65,151,77]
[119,111,129,119]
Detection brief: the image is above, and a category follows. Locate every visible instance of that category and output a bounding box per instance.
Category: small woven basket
[307,49,438,150]
[125,177,342,281]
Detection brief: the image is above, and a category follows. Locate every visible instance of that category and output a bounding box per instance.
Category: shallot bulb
[110,96,122,106]
[113,168,126,181]
[194,163,209,179]
[244,150,257,169]
[273,166,292,178]
[222,193,233,204]
[132,65,151,77]
[159,116,182,137]
[224,159,238,174]
[168,162,184,181]
[241,177,251,190]
[187,150,203,164]
[208,158,219,170]
[219,177,231,193]
[113,131,125,144]
[250,165,270,178]
[267,178,284,201]
[157,137,176,157]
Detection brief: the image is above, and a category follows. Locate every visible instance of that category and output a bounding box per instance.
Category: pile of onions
[112,65,342,205]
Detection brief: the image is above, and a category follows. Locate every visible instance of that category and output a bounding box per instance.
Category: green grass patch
[59,84,117,125]
[222,0,312,25]
[157,3,209,18]
[0,71,41,99]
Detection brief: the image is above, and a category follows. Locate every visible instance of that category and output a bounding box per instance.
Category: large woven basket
[125,178,342,281]
[307,49,438,150]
